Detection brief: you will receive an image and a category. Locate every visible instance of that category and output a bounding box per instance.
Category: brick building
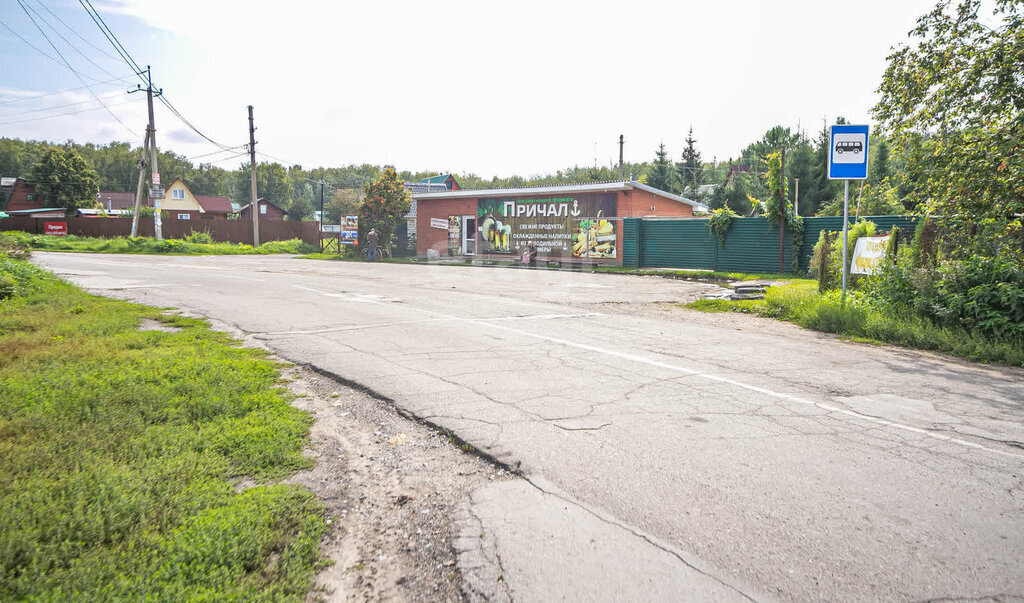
[414,181,704,264]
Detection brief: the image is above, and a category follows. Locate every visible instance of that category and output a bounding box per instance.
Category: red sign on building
[44,221,68,236]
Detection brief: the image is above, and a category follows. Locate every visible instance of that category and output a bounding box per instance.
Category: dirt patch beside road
[280,365,511,601]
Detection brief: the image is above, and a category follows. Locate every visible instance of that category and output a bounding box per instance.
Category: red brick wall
[416,197,477,255]
[617,189,694,217]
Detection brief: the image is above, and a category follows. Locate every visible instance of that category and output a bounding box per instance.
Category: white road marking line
[291,283,1024,460]
[261,318,450,336]
[489,313,604,321]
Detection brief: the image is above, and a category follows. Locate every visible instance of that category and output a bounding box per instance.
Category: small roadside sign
[149,185,165,199]
[151,172,161,186]
[850,235,890,274]
[828,124,870,180]
[44,221,67,236]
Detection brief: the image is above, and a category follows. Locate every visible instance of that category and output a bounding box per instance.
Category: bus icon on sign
[835,141,862,155]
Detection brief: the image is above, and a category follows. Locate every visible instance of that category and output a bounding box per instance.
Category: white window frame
[177,213,191,220]
[172,189,185,199]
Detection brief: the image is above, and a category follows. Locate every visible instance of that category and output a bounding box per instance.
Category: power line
[0,96,136,125]
[16,0,137,136]
[21,0,122,81]
[77,0,145,84]
[0,75,137,106]
[78,0,242,152]
[0,90,126,118]
[32,0,119,61]
[186,147,248,161]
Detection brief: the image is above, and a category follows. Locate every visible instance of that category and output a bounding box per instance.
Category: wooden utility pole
[793,177,800,217]
[618,134,624,179]
[127,66,162,239]
[130,128,149,237]
[145,67,162,240]
[779,147,786,273]
[248,105,259,247]
[319,181,325,252]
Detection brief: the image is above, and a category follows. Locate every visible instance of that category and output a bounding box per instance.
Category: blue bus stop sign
[828,124,870,180]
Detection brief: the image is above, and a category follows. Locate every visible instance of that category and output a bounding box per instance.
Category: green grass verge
[0,254,326,600]
[2,231,318,255]
[686,281,1024,367]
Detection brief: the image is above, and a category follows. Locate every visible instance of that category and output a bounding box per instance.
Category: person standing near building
[366,228,379,261]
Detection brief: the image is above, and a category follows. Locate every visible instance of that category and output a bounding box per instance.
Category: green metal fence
[627,215,918,274]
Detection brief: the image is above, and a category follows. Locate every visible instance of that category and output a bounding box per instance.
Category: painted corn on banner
[477,193,617,259]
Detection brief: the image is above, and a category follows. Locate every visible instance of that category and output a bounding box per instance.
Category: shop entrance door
[462,216,476,255]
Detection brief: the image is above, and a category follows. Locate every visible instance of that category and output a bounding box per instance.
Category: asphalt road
[35,253,1024,602]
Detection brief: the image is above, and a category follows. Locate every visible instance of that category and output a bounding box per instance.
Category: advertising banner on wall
[447,216,462,255]
[477,194,617,259]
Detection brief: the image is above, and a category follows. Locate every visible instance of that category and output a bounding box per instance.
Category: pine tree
[647,143,674,192]
[676,127,703,198]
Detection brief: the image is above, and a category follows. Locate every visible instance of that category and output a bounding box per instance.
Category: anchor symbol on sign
[571,199,581,217]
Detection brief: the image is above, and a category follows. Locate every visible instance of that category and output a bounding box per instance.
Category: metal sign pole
[841,179,849,304]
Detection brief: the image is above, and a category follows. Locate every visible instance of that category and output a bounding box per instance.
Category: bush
[185,231,214,245]
[809,220,877,292]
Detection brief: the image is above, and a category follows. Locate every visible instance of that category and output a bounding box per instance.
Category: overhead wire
[0,96,137,125]
[0,75,137,106]
[15,0,138,136]
[0,91,126,118]
[32,0,119,61]
[78,0,245,153]
[21,0,122,81]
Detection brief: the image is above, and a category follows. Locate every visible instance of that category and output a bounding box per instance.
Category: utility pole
[146,67,161,240]
[248,105,259,247]
[130,128,149,237]
[779,147,786,274]
[128,66,162,239]
[618,134,625,180]
[319,181,325,252]
[793,177,800,217]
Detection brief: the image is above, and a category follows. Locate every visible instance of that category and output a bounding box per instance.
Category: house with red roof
[160,177,232,221]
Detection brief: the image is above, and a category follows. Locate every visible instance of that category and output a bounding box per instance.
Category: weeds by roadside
[1,230,317,255]
[0,243,326,599]
[687,281,1024,367]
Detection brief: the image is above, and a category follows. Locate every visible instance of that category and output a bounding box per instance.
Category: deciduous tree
[27,147,99,216]
[873,0,1024,258]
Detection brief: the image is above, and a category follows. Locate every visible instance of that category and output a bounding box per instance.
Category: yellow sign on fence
[850,235,890,275]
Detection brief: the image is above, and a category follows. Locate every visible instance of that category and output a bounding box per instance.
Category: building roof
[237,198,288,214]
[404,182,448,194]
[97,191,136,210]
[420,174,454,185]
[413,180,706,210]
[195,195,233,214]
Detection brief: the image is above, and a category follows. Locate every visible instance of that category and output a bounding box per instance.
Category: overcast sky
[1,0,939,179]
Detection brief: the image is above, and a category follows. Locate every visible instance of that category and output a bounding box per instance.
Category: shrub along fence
[0,216,319,247]
[622,215,919,273]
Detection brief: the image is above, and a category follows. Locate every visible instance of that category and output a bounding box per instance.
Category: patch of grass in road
[685,281,1024,367]
[2,230,317,255]
[0,251,326,600]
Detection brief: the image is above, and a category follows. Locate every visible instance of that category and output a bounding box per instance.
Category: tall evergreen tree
[676,127,703,198]
[647,143,674,192]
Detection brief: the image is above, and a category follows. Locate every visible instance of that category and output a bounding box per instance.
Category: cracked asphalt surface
[35,253,1024,602]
